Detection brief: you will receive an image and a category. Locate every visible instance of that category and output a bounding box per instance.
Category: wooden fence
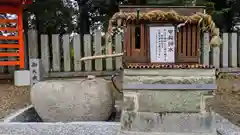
[27,30,123,78]
[1,30,240,78]
[201,33,240,70]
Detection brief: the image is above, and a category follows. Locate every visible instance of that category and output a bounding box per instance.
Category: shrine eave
[127,63,215,69]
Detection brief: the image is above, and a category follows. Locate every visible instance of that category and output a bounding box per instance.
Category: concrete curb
[2,106,240,135]
[0,122,121,135]
[3,105,42,122]
[1,105,120,135]
[216,114,240,135]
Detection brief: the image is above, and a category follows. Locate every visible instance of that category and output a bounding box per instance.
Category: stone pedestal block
[124,69,215,84]
[124,69,215,77]
[120,69,217,134]
[123,90,212,113]
[123,76,215,84]
[122,69,216,113]
[121,111,216,133]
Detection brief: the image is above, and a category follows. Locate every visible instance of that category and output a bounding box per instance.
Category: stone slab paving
[0,122,121,135]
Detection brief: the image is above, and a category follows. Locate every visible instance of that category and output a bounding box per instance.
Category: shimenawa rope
[107,10,222,54]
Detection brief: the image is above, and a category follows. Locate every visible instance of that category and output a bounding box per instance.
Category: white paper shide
[150,25,175,63]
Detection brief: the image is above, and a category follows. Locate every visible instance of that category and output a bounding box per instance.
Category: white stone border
[0,122,121,135]
[2,106,240,135]
[3,105,34,122]
[216,114,240,135]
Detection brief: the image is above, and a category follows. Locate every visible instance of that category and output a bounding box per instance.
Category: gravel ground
[213,73,240,126]
[0,79,30,120]
[0,73,239,127]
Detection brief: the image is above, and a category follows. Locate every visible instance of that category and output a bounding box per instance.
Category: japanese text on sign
[150,25,175,63]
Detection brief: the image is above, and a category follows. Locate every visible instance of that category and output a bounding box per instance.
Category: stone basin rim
[2,105,240,135]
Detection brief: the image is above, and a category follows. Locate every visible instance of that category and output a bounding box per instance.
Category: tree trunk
[76,0,90,34]
[76,0,91,59]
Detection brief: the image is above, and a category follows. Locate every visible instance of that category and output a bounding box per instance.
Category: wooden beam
[79,53,123,61]
[48,71,117,78]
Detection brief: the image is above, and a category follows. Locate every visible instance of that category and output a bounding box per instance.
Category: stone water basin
[1,105,120,135]
[0,105,240,135]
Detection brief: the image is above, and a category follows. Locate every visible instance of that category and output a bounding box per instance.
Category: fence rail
[1,30,240,78]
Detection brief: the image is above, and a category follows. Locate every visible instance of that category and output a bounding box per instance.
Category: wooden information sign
[149,25,176,63]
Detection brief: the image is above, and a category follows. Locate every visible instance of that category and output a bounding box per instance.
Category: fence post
[202,33,210,65]
[73,34,82,71]
[115,34,122,69]
[52,34,61,72]
[28,30,39,58]
[212,29,220,68]
[63,34,71,72]
[105,33,113,70]
[230,33,237,67]
[28,30,43,86]
[222,33,229,68]
[41,34,50,74]
[84,34,92,72]
[94,30,103,71]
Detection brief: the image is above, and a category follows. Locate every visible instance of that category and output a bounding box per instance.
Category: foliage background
[22,0,240,35]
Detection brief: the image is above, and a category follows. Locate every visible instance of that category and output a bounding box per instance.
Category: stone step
[124,69,215,77]
[123,76,215,84]
[124,69,216,84]
[120,112,216,134]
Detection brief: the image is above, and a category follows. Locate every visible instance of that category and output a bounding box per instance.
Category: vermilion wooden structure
[0,0,32,69]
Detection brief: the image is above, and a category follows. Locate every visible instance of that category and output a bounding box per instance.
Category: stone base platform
[122,69,216,113]
[123,69,216,85]
[120,112,216,134]
[123,69,217,113]
[123,89,213,113]
[120,69,217,134]
[1,105,240,135]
